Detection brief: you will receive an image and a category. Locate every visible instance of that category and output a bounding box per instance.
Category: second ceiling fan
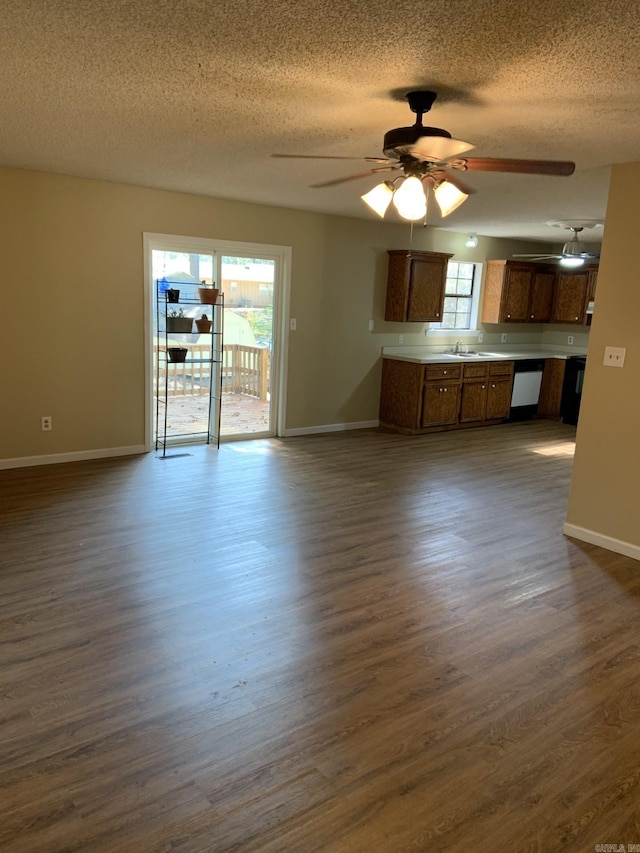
[272,90,576,221]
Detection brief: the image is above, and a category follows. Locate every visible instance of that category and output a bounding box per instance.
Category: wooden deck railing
[154,344,269,400]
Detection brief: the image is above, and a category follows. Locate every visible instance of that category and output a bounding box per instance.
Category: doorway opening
[144,234,291,449]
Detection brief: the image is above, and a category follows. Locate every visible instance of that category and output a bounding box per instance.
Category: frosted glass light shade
[392,177,427,221]
[434,181,468,217]
[361,182,394,217]
[559,256,585,268]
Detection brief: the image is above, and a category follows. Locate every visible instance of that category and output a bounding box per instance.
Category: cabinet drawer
[489,360,514,376]
[463,362,488,379]
[425,363,462,381]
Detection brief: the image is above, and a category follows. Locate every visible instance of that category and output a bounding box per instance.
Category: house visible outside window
[259,283,274,296]
[439,261,477,330]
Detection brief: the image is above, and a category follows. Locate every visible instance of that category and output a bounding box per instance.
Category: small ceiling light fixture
[559,256,585,268]
[360,182,394,218]
[464,233,478,248]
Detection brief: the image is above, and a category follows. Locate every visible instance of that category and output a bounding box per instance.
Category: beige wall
[566,162,640,549]
[0,165,555,461]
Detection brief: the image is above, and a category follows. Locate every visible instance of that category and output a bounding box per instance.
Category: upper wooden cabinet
[385,250,453,322]
[482,260,554,323]
[551,270,590,324]
[482,260,598,325]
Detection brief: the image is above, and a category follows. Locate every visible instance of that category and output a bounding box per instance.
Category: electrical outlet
[603,346,626,367]
[41,416,52,431]
[477,332,484,343]
[368,320,374,332]
[501,333,507,343]
[567,335,574,345]
[399,334,404,344]
[289,318,297,331]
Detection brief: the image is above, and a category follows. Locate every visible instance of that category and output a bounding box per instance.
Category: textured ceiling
[1,0,639,244]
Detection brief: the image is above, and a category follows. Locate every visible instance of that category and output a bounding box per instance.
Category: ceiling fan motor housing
[383,125,452,159]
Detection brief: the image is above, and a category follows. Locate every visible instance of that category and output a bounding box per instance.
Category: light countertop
[381,346,588,364]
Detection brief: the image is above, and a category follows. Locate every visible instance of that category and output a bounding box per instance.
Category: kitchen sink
[450,351,509,358]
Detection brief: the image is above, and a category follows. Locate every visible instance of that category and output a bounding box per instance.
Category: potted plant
[166,288,180,303]
[167,346,188,363]
[198,280,219,305]
[166,308,193,334]
[195,313,212,333]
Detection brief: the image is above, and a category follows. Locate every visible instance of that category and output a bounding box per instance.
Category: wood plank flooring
[1,421,640,851]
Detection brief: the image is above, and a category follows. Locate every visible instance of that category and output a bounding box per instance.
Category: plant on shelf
[165,308,193,334]
[167,346,188,363]
[195,313,212,334]
[198,280,220,305]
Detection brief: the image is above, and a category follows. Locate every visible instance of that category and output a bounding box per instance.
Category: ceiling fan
[272,90,576,221]
[513,223,601,267]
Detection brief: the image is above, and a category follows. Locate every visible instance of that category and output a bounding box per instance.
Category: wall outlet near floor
[603,346,626,367]
[567,335,574,345]
[501,333,507,343]
[399,334,404,344]
[41,416,52,431]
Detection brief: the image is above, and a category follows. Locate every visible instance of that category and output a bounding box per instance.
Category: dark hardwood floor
[1,421,639,852]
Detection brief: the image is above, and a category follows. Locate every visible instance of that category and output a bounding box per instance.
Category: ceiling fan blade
[310,165,400,189]
[513,254,563,259]
[271,154,391,164]
[460,158,576,176]
[410,136,475,161]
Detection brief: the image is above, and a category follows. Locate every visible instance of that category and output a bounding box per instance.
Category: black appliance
[560,356,586,425]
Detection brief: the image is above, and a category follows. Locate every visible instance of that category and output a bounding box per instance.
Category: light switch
[289,318,297,331]
[603,346,626,367]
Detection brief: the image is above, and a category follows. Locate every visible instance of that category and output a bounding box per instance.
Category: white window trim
[425,261,483,337]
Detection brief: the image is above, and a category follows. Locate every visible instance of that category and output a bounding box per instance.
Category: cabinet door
[422,383,461,427]
[485,378,513,420]
[552,272,588,324]
[459,380,487,423]
[379,360,423,430]
[503,268,533,322]
[407,257,446,321]
[529,270,555,322]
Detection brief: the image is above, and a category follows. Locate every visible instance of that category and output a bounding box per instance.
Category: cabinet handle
[443,370,447,375]
[482,385,485,389]
[530,314,534,319]
[507,314,511,318]
[574,316,578,320]
[444,387,448,392]
[435,312,440,317]
[491,383,496,388]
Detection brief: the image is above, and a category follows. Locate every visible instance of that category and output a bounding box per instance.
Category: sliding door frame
[143,232,292,451]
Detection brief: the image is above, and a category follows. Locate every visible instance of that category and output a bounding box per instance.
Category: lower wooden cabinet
[380,358,514,434]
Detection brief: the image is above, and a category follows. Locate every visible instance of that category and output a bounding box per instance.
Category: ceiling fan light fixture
[361,181,395,217]
[434,180,468,217]
[392,176,427,221]
[559,256,585,268]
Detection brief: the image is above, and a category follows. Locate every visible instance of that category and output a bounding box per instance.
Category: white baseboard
[0,445,147,470]
[563,523,640,564]
[282,420,379,437]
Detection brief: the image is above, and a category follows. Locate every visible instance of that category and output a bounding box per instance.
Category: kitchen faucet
[454,340,464,353]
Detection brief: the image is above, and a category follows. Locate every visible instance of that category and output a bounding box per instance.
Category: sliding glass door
[144,234,290,449]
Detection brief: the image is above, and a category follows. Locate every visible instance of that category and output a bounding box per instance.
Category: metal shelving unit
[155,279,224,456]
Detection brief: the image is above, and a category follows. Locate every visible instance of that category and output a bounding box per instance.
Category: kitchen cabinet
[551,270,589,324]
[459,361,514,424]
[482,261,598,326]
[482,261,536,323]
[385,250,453,322]
[537,359,566,419]
[422,364,462,427]
[379,358,513,434]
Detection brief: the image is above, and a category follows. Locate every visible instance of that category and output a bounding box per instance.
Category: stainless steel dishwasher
[509,359,545,421]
